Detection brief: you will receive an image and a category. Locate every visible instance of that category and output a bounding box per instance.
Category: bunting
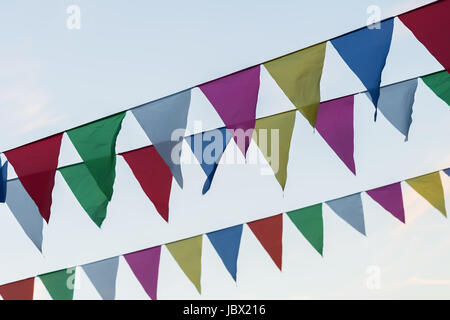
[0,278,34,300]
[422,71,450,106]
[82,257,119,300]
[406,172,446,217]
[39,268,75,300]
[0,160,7,203]
[326,193,366,235]
[445,168,450,177]
[367,182,405,223]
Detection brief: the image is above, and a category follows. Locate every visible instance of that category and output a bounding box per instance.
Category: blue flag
[444,168,450,177]
[326,193,366,235]
[0,160,7,203]
[82,256,119,300]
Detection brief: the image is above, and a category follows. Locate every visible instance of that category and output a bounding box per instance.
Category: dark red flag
[0,278,34,300]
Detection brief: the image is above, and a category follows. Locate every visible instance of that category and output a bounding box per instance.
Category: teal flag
[40,268,76,300]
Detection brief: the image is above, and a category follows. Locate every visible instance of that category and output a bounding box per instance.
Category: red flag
[248,214,283,270]
[0,278,34,300]
[5,134,63,223]
[121,146,173,222]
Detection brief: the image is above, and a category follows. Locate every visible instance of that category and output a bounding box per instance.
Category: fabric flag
[0,160,7,203]
[39,268,76,300]
[124,246,161,300]
[0,278,34,300]
[422,71,450,106]
[6,179,44,251]
[186,127,232,194]
[121,146,173,221]
[207,225,243,281]
[406,172,447,217]
[67,112,125,202]
[166,235,203,294]
[199,66,261,156]
[132,90,191,188]
[4,133,63,223]
[82,257,119,300]
[331,18,394,119]
[316,95,355,174]
[247,214,283,270]
[445,168,450,177]
[287,203,323,255]
[370,78,418,141]
[326,193,366,235]
[264,42,327,127]
[399,0,450,71]
[59,163,109,227]
[367,182,406,223]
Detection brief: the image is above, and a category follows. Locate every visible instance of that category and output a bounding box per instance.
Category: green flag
[264,42,326,127]
[39,268,76,300]
[287,203,324,255]
[406,172,446,217]
[422,71,450,106]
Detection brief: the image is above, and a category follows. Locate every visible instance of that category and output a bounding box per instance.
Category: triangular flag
[287,203,323,255]
[331,18,394,119]
[316,95,355,174]
[199,66,261,156]
[264,42,327,127]
[4,134,63,222]
[207,225,243,281]
[67,112,125,201]
[6,179,44,251]
[132,90,191,188]
[399,0,450,71]
[59,163,109,227]
[444,168,450,177]
[370,78,418,141]
[0,278,34,300]
[326,193,366,235]
[247,214,283,270]
[422,71,450,106]
[406,172,446,217]
[367,182,405,223]
[0,160,7,203]
[252,111,296,190]
[82,257,119,300]
[39,268,76,300]
[121,146,173,221]
[166,235,203,294]
[186,127,232,194]
[124,246,161,300]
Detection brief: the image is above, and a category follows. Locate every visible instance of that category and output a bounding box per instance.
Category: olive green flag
[421,71,450,106]
[264,42,326,127]
[252,111,296,190]
[166,235,202,294]
[406,172,447,217]
[287,203,324,255]
[39,268,76,300]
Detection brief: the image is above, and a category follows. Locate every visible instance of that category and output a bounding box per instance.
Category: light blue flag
[0,160,7,203]
[326,193,366,235]
[132,90,191,188]
[207,225,243,281]
[331,18,394,120]
[6,179,43,251]
[82,256,119,300]
[186,127,232,194]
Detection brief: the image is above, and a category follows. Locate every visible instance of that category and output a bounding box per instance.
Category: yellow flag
[406,172,447,217]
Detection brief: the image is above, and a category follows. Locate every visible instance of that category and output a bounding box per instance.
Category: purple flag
[367,182,405,223]
[199,66,261,156]
[316,95,355,174]
[124,246,161,300]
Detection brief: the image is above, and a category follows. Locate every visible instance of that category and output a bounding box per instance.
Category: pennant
[207,225,243,281]
[59,163,109,227]
[445,168,450,177]
[331,18,394,119]
[406,172,446,217]
[4,134,63,222]
[121,146,173,221]
[247,214,283,270]
[370,78,418,140]
[264,42,327,127]
[67,113,125,201]
[367,182,405,223]
[199,66,261,156]
[166,235,203,294]
[252,111,296,190]
[287,203,323,255]
[316,95,355,174]
[124,246,161,300]
[399,0,450,71]
[6,179,44,251]
[82,257,119,300]
[132,90,191,188]
[326,193,366,235]
[0,278,34,300]
[422,71,450,106]
[0,160,7,203]
[39,268,76,300]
